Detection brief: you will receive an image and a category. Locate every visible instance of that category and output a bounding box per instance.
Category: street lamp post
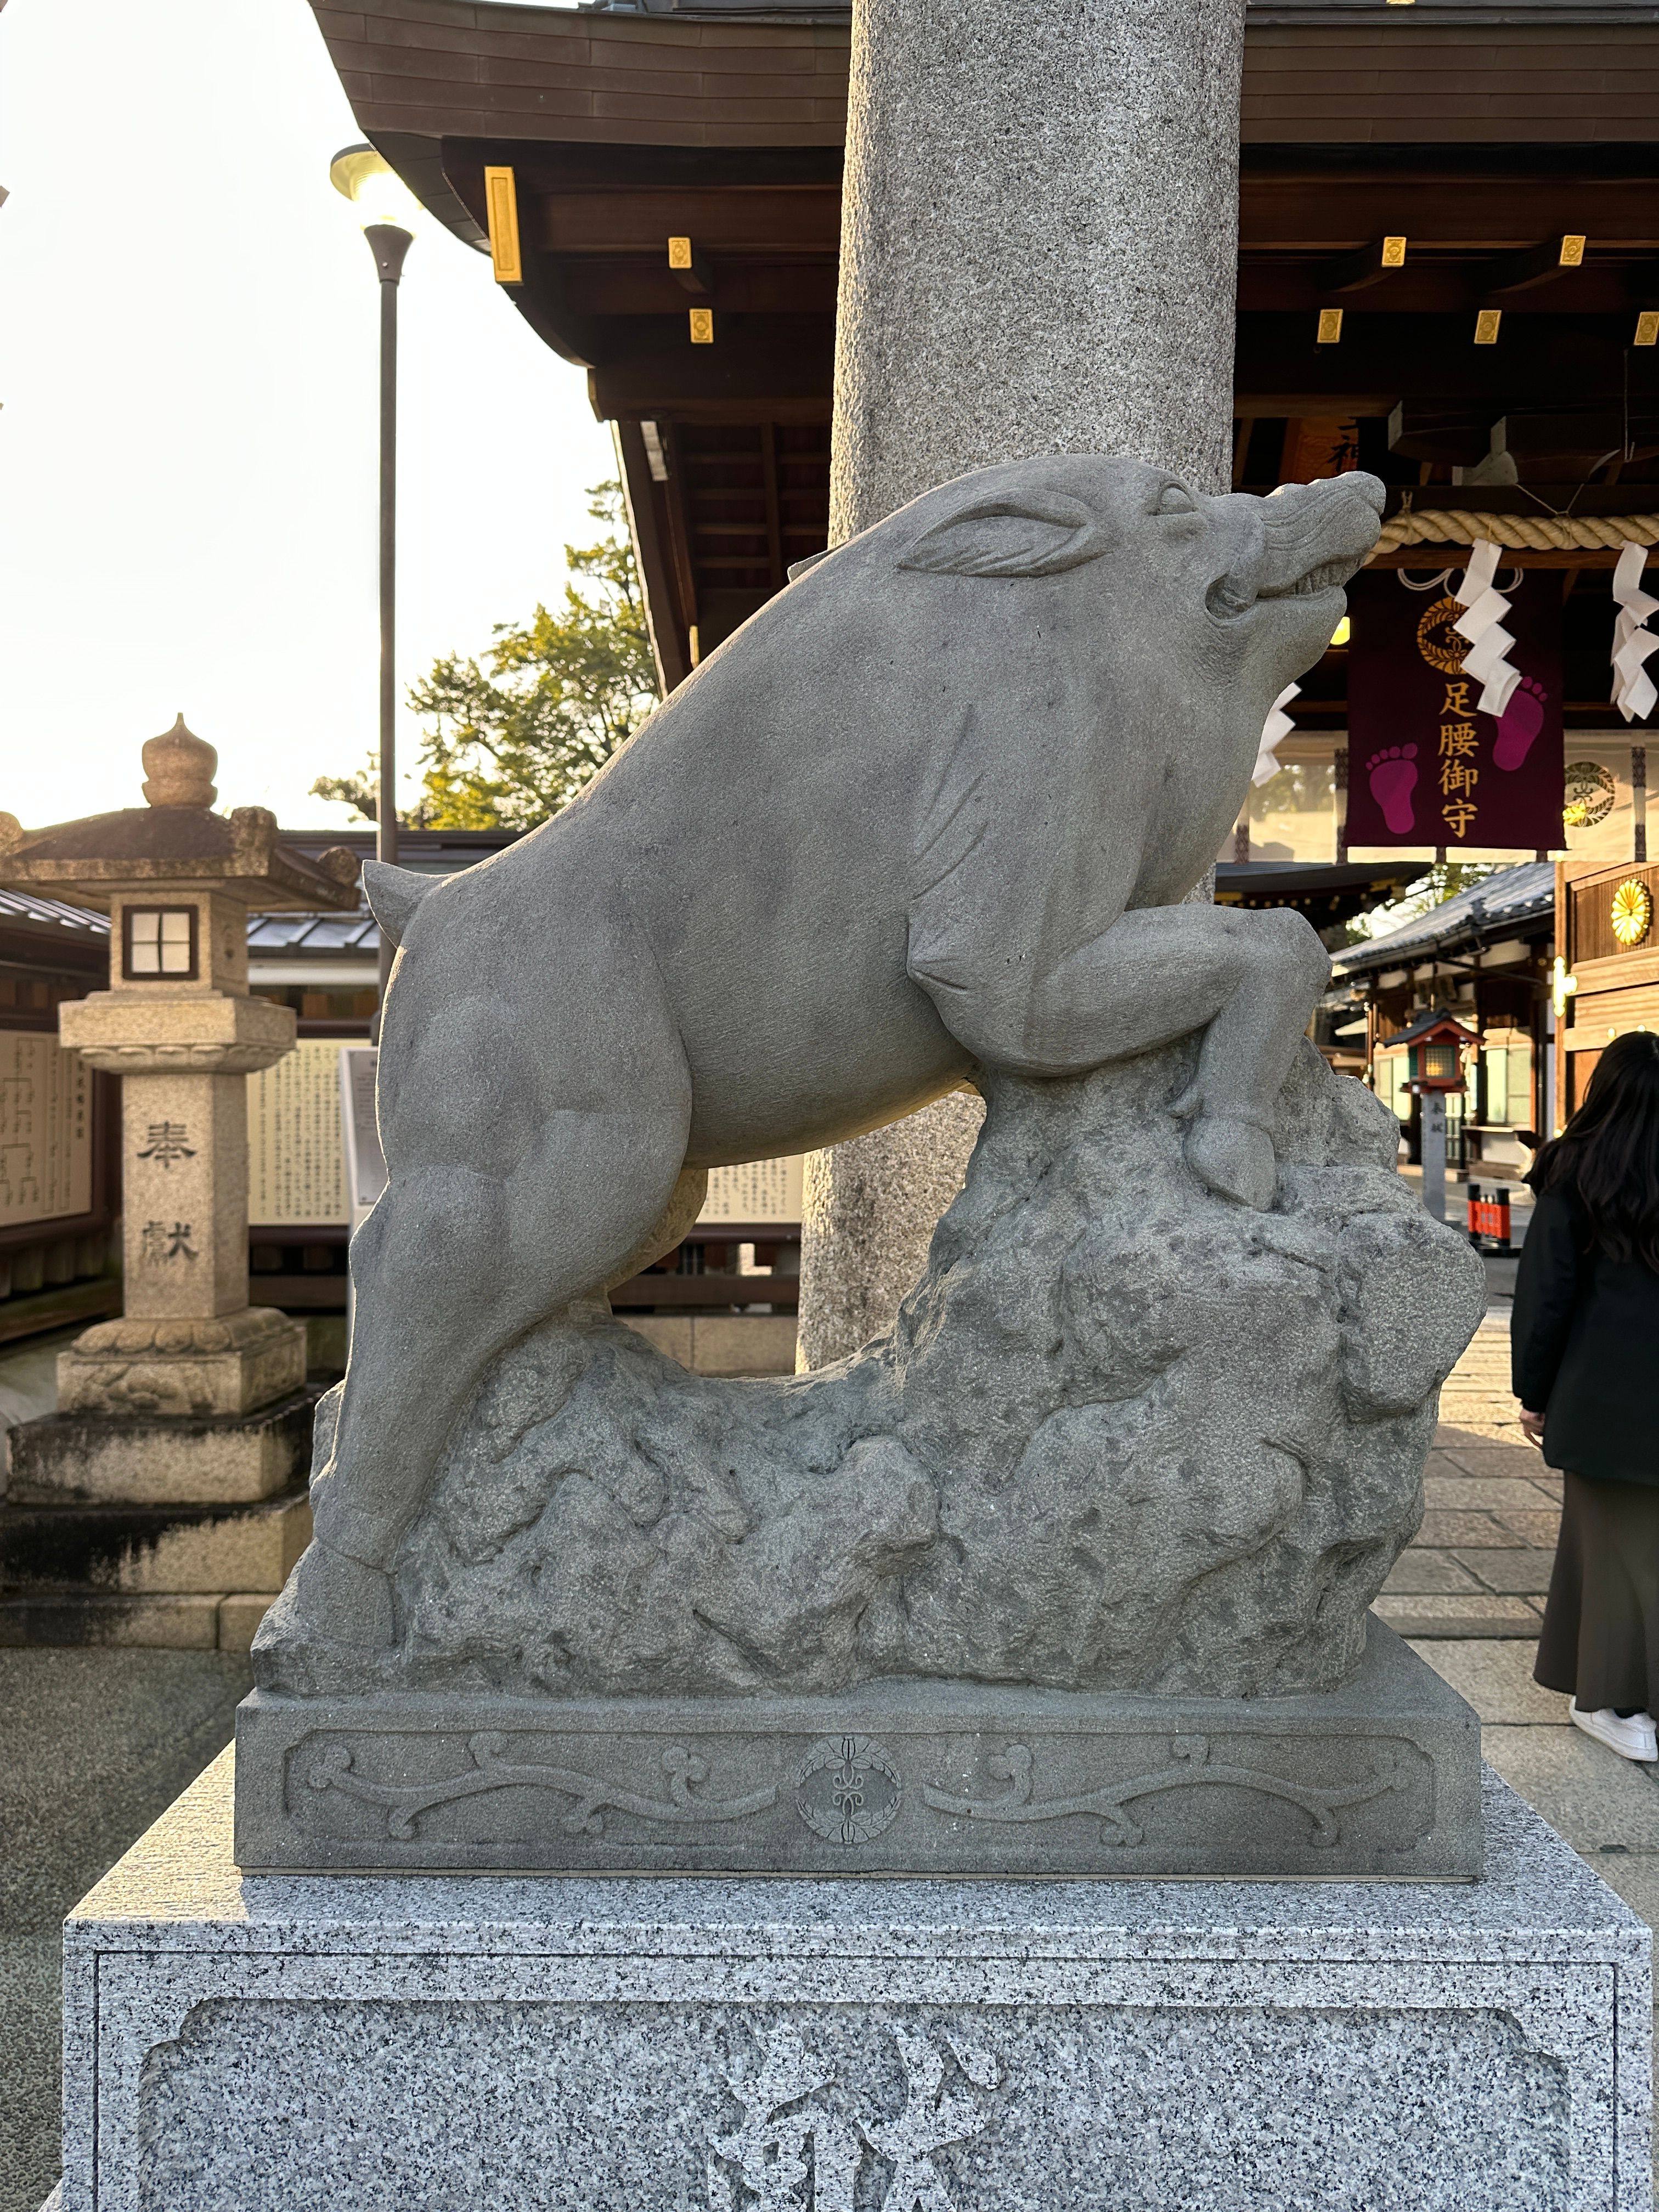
[330,146,417,1025]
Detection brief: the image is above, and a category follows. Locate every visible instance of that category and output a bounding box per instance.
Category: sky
[0,0,613,831]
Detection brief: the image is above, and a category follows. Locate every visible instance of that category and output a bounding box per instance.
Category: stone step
[1373,1593,1544,1639]
[4,1387,320,1505]
[0,1489,309,1596]
[0,1589,279,1650]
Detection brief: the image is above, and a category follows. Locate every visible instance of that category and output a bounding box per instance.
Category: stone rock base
[264,1042,1484,1710]
[62,1750,1650,2212]
[234,1620,1481,1878]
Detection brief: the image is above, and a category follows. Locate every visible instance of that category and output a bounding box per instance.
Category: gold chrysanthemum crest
[1611,878,1653,949]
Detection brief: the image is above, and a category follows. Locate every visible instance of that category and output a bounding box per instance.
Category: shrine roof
[0,887,109,938]
[1385,1002,1483,1047]
[247,913,380,954]
[310,0,1659,687]
[314,0,1659,163]
[1334,860,1556,973]
[244,827,524,957]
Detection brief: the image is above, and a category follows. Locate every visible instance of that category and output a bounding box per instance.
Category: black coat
[1511,1184,1659,1486]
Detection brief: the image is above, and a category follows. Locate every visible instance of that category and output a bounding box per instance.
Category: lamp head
[330,144,421,234]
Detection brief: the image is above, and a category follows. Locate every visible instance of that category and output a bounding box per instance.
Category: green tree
[311,482,659,832]
[1342,861,1506,946]
[306,753,435,829]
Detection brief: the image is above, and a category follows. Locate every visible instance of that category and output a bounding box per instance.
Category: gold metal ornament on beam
[1611,878,1654,949]
[484,167,523,286]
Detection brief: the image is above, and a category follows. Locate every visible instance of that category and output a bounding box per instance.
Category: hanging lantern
[1396,1008,1479,1095]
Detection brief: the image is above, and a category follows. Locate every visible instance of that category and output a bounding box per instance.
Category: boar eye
[1155,484,1198,517]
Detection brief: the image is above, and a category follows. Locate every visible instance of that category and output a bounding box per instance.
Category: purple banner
[1346,567,1564,850]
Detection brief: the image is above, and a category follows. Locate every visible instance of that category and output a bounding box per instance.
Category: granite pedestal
[59,1747,1649,2211]
[234,1618,1483,1880]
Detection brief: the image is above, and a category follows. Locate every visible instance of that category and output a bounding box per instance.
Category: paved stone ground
[1376,1299,1563,1644]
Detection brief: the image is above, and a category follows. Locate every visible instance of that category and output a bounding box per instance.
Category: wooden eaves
[311,0,1659,691]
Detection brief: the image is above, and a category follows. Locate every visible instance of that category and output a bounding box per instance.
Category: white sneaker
[1570,1700,1658,1762]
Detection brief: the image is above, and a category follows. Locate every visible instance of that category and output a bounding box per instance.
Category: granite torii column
[796,0,1247,1367]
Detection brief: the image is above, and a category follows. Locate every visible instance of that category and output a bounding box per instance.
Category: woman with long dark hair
[1517,1028,1659,1760]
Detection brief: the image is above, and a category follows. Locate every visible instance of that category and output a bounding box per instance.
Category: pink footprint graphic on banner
[1367,745,1418,834]
[1494,676,1548,771]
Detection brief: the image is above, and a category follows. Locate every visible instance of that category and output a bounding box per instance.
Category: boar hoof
[1184,1113,1277,1211]
[281,1541,396,1650]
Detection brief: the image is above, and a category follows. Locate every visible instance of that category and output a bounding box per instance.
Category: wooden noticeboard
[246,1040,351,1226]
[244,1042,802,1235]
[698,1156,803,1226]
[0,1031,93,1229]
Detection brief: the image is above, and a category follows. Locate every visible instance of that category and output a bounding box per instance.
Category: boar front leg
[915,902,1331,1210]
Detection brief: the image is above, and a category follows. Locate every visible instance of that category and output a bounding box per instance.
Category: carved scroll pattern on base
[292,1725,1411,1852]
[298,1733,777,1841]
[922,1735,1404,1848]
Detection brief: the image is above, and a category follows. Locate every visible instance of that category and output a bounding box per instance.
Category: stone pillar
[797,1088,985,1372]
[798,0,1245,1367]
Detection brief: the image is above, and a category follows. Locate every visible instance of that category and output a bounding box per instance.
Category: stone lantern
[0,720,359,1644]
[1393,1005,1479,1226]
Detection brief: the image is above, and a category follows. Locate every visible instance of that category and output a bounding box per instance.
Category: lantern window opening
[123,905,199,981]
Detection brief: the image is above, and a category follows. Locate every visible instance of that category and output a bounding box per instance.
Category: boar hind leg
[923,902,1329,1211]
[286,1043,695,1651]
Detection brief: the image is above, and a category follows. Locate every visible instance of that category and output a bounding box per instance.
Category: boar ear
[899,495,1107,579]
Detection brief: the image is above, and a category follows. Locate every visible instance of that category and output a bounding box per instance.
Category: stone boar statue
[273,454,1384,1652]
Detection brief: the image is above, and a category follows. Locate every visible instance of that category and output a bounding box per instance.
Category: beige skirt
[1534,1469,1659,1713]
